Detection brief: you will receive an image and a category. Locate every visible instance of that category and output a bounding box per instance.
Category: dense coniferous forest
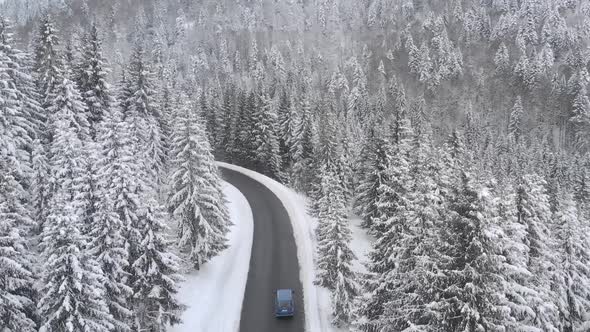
[1,0,590,331]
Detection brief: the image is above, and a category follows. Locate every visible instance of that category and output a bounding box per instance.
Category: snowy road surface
[220,166,306,332]
[171,182,253,332]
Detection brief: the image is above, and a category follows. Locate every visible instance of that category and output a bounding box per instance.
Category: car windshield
[278,300,291,307]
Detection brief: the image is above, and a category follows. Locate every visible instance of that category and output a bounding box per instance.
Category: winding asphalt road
[220,167,306,332]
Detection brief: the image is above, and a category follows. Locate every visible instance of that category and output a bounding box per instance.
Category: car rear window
[277,289,292,301]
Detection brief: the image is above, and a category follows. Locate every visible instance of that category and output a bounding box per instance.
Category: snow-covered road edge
[171,181,253,332]
[217,162,332,332]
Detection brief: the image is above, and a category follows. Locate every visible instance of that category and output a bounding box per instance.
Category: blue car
[275,289,295,317]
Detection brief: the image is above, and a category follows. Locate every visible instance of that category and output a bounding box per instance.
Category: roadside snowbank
[217,162,373,332]
[171,181,253,332]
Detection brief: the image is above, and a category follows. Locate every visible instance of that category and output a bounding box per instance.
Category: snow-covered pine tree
[0,38,29,179]
[46,70,90,143]
[277,89,297,173]
[570,83,590,152]
[144,115,166,188]
[516,174,561,330]
[353,128,389,232]
[201,88,219,151]
[315,162,351,288]
[553,187,590,332]
[251,90,282,179]
[314,163,357,327]
[73,23,113,140]
[168,95,230,269]
[376,124,447,331]
[116,69,134,121]
[44,71,92,226]
[509,96,524,142]
[494,180,545,331]
[219,84,236,160]
[494,42,511,77]
[573,156,590,219]
[291,92,315,193]
[437,130,468,200]
[30,139,49,232]
[97,93,149,329]
[0,162,38,332]
[38,83,113,332]
[33,13,62,116]
[130,201,184,331]
[159,83,174,160]
[354,118,414,331]
[229,89,256,168]
[90,107,136,332]
[125,40,165,184]
[337,119,358,202]
[1,17,46,235]
[38,191,114,332]
[0,16,43,147]
[309,109,341,218]
[441,172,509,331]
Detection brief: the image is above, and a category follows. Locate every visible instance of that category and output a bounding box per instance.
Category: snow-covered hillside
[2,0,590,332]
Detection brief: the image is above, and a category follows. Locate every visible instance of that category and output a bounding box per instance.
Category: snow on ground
[171,181,253,332]
[349,215,374,274]
[217,162,373,332]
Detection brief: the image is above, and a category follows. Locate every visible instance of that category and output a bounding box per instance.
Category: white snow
[171,181,253,332]
[217,162,373,332]
[349,215,373,275]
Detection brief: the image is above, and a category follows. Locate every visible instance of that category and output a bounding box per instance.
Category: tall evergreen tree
[130,202,184,331]
[74,23,113,139]
[201,89,219,151]
[516,174,561,330]
[0,16,43,146]
[354,129,389,232]
[1,16,45,233]
[0,163,38,332]
[377,126,448,331]
[38,192,114,332]
[355,118,414,331]
[168,96,230,269]
[30,139,49,232]
[90,107,136,331]
[314,164,357,327]
[553,187,590,332]
[38,80,113,332]
[440,173,509,331]
[494,181,539,331]
[570,84,590,152]
[46,72,90,143]
[309,109,341,217]
[43,72,91,227]
[125,41,165,184]
[277,89,297,172]
[509,96,524,141]
[291,93,315,193]
[233,90,258,168]
[219,84,236,160]
[251,91,282,179]
[33,13,62,115]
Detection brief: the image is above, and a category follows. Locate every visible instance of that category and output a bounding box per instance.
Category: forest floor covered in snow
[170,182,253,332]
[349,216,373,275]
[217,162,373,332]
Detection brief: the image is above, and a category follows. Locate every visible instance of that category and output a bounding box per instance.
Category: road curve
[220,167,306,332]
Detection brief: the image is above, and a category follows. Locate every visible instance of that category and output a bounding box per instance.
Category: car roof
[277,289,292,301]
